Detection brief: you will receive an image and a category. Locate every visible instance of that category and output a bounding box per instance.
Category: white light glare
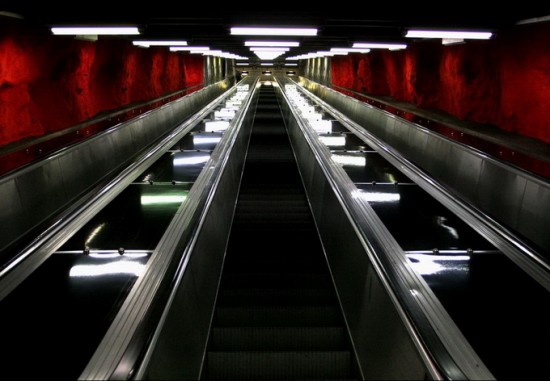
[141,195,187,205]
[173,154,210,166]
[354,191,401,203]
[206,120,231,131]
[405,30,492,40]
[332,154,366,167]
[52,27,140,35]
[231,27,318,36]
[133,40,188,47]
[353,42,407,50]
[319,135,346,147]
[70,261,146,277]
[245,41,300,47]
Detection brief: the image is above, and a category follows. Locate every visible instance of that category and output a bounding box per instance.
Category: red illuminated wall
[0,19,204,146]
[331,21,550,144]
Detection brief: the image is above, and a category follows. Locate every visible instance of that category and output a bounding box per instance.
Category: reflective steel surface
[332,152,412,184]
[60,184,190,251]
[135,151,211,183]
[0,252,150,379]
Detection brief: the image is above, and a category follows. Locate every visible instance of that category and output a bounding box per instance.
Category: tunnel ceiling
[3,6,548,62]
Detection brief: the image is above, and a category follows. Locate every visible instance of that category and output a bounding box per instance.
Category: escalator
[201,84,359,380]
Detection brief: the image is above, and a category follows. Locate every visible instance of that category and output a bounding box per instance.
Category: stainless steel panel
[477,161,527,230]
[57,138,114,198]
[0,178,24,250]
[15,159,68,225]
[406,127,430,165]
[444,145,483,202]
[0,80,231,263]
[518,181,550,254]
[421,134,452,184]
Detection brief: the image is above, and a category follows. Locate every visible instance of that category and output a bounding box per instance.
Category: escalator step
[216,288,336,306]
[220,273,330,289]
[206,351,351,380]
[214,306,342,327]
[211,326,347,351]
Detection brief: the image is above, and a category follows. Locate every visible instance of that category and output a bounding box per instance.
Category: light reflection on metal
[84,223,106,248]
[173,154,210,166]
[140,194,187,205]
[319,135,346,147]
[332,153,366,167]
[69,261,146,277]
[89,252,149,259]
[406,253,470,276]
[436,216,459,240]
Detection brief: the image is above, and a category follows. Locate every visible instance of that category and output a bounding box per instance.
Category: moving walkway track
[0,76,547,380]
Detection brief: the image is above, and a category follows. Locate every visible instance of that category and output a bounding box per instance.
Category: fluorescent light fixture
[353,42,407,49]
[52,26,140,35]
[170,46,209,52]
[245,40,300,47]
[286,57,299,60]
[133,40,187,47]
[261,63,274,66]
[285,63,298,66]
[310,120,333,134]
[236,62,249,66]
[231,27,317,36]
[407,254,469,275]
[255,52,283,60]
[330,48,371,54]
[355,191,400,203]
[250,47,290,52]
[405,30,492,39]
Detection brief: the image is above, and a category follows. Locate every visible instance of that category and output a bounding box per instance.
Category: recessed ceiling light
[352,43,407,50]
[51,26,140,35]
[133,40,188,47]
[231,27,317,36]
[245,41,300,47]
[405,30,492,39]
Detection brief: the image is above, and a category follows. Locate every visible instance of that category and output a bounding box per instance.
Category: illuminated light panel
[332,154,366,167]
[255,52,283,60]
[193,136,222,145]
[405,30,492,39]
[231,27,317,36]
[311,120,332,134]
[245,41,300,47]
[353,42,407,50]
[250,47,290,52]
[236,62,249,66]
[206,120,230,131]
[354,191,401,203]
[330,48,371,54]
[285,63,298,66]
[406,254,470,275]
[319,135,346,147]
[141,194,187,205]
[133,40,188,47]
[89,252,149,259]
[69,261,146,277]
[173,154,210,166]
[52,26,140,35]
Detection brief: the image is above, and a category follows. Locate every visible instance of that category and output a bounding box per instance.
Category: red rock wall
[0,20,204,146]
[331,22,550,144]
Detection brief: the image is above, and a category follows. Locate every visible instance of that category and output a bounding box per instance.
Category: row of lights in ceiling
[50,26,494,64]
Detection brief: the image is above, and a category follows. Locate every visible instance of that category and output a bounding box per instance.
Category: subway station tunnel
[0,7,549,380]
